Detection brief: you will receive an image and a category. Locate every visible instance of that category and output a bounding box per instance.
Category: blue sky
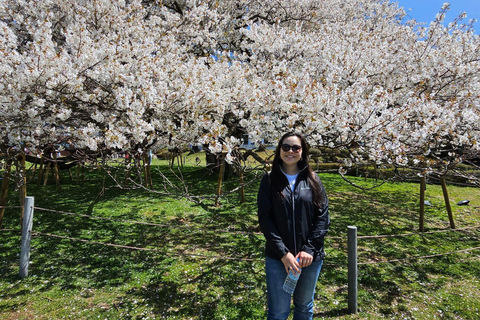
[395,0,479,32]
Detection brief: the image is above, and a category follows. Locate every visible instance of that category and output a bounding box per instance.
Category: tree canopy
[1,0,479,173]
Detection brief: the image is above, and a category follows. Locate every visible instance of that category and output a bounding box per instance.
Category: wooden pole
[0,158,12,227]
[141,152,153,189]
[37,156,45,187]
[440,176,455,229]
[18,153,27,221]
[239,168,246,204]
[19,196,34,278]
[53,152,61,190]
[28,161,37,182]
[419,176,426,232]
[76,161,80,184]
[43,162,51,186]
[169,151,175,169]
[76,161,85,184]
[124,154,132,185]
[215,153,226,207]
[143,153,149,188]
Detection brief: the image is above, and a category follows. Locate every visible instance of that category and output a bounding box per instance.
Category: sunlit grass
[0,158,479,319]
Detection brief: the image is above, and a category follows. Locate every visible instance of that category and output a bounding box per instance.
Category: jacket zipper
[291,187,297,256]
[281,165,306,257]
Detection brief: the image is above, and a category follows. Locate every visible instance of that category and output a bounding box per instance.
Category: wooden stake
[43,162,51,186]
[124,154,132,185]
[18,153,27,221]
[239,169,245,204]
[215,153,226,207]
[75,161,80,184]
[28,161,37,182]
[37,156,45,187]
[440,176,455,229]
[0,158,12,227]
[142,152,153,188]
[419,176,426,232]
[53,152,61,190]
[143,153,149,187]
[147,154,153,189]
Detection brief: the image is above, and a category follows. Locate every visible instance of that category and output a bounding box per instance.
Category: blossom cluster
[0,0,478,170]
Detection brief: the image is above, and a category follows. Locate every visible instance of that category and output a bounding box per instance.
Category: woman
[257,132,330,320]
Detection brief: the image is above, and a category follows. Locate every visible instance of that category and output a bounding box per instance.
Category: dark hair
[270,132,325,207]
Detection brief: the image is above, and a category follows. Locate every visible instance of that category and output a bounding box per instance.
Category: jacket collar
[278,163,308,177]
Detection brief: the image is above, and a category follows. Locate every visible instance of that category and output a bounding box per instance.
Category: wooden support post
[169,150,176,169]
[124,155,132,185]
[53,153,60,190]
[440,176,455,229]
[28,161,37,182]
[143,152,153,189]
[143,153,149,188]
[37,157,45,187]
[215,153,226,207]
[18,153,27,221]
[419,176,426,232]
[147,152,153,188]
[239,169,246,204]
[43,162,51,186]
[76,162,85,184]
[0,158,12,227]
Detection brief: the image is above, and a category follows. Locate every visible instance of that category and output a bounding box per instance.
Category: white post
[19,196,34,278]
[348,226,358,314]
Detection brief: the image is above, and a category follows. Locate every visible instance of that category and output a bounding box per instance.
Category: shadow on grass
[1,228,267,318]
[1,166,479,319]
[0,166,268,318]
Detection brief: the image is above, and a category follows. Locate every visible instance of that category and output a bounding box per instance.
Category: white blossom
[0,0,478,170]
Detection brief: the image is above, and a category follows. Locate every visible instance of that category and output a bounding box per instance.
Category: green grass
[1,156,479,319]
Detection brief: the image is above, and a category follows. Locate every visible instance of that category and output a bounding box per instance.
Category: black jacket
[257,166,330,261]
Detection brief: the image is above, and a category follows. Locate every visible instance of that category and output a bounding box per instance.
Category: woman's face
[279,136,303,167]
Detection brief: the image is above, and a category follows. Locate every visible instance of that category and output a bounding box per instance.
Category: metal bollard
[20,196,34,278]
[348,226,358,314]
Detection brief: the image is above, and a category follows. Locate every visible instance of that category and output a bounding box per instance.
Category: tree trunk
[0,158,12,228]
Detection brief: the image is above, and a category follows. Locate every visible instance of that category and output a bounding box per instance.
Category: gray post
[348,226,358,314]
[19,196,34,278]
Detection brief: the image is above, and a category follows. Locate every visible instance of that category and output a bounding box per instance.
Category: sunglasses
[280,144,302,153]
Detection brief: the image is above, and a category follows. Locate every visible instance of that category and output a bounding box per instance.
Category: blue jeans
[265,256,323,320]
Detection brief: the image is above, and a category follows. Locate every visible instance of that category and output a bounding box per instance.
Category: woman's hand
[281,252,301,275]
[296,251,313,268]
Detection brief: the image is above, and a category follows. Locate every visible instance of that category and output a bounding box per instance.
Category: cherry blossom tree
[0,0,479,182]
[234,1,479,177]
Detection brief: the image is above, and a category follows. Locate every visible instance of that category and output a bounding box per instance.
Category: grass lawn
[1,154,479,319]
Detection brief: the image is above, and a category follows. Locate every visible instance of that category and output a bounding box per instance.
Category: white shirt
[284,173,298,191]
